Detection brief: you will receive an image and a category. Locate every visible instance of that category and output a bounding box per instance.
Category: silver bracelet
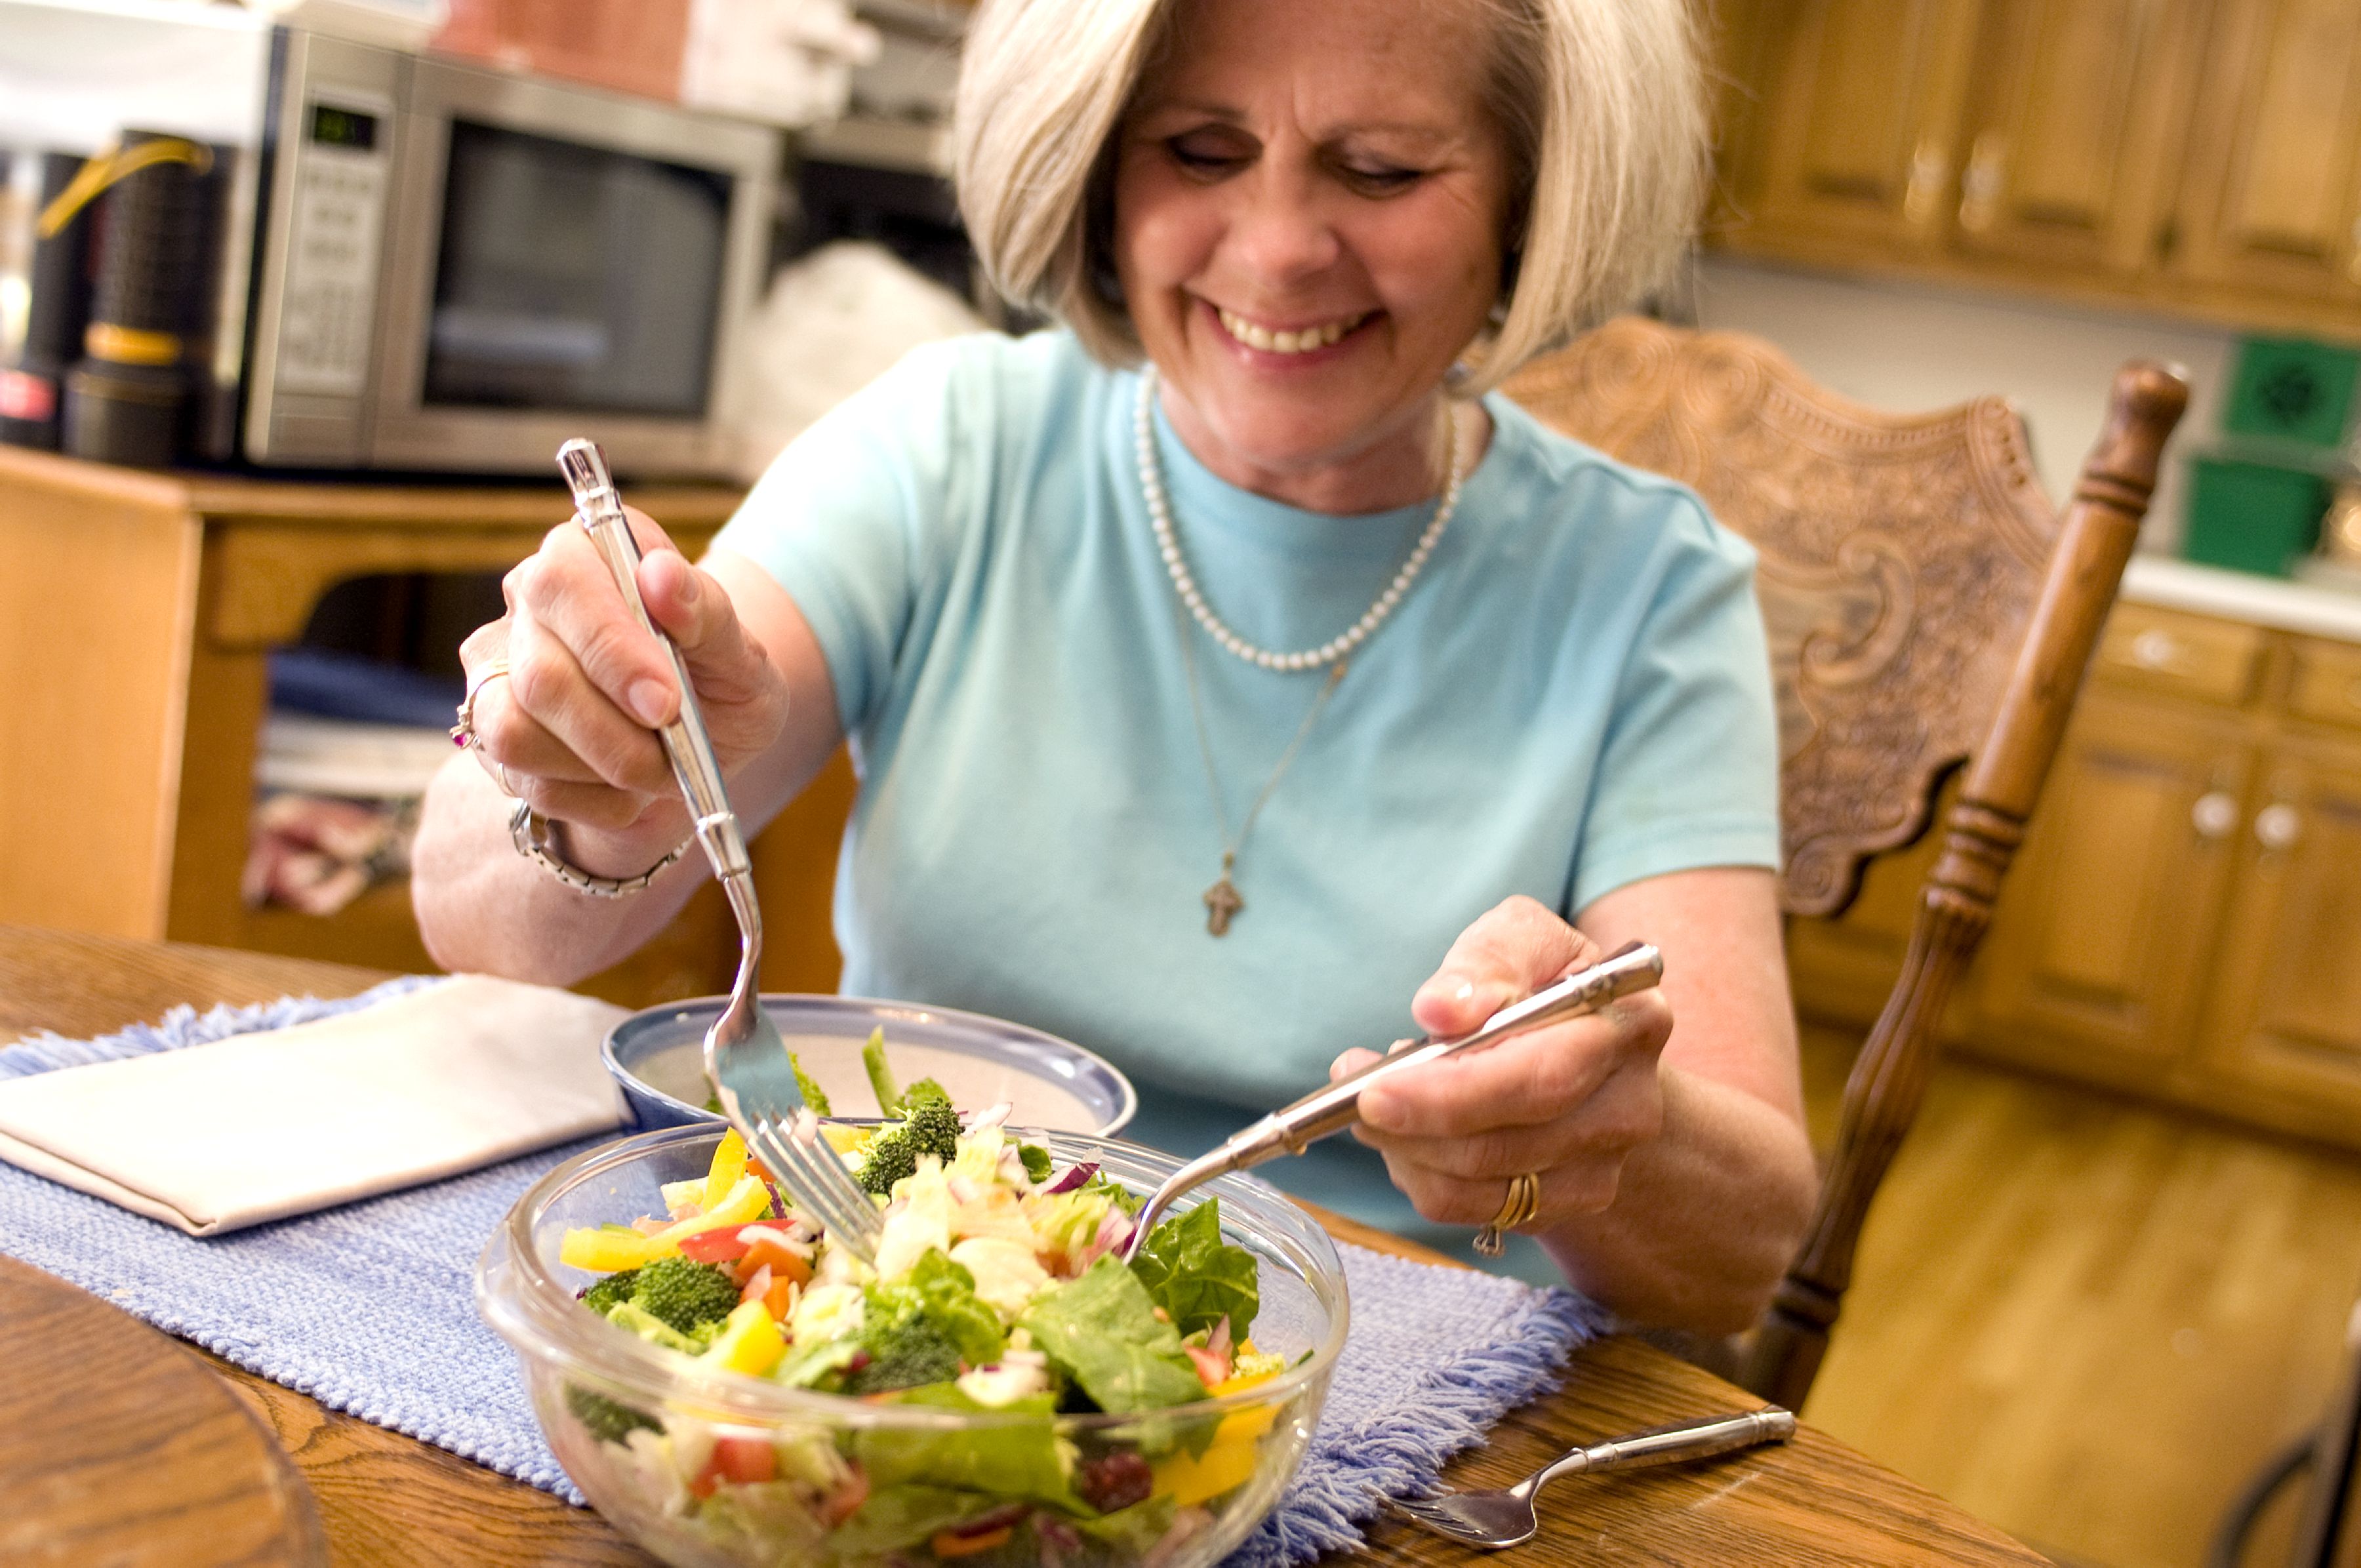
[508,797,693,898]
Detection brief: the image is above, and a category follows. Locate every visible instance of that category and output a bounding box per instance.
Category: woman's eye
[1167,138,1247,175]
[1341,164,1423,193]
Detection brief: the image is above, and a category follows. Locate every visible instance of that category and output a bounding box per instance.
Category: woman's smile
[1208,303,1375,357]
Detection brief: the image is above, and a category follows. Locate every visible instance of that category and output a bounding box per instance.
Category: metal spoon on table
[1122,940,1665,1256]
[556,439,883,1260]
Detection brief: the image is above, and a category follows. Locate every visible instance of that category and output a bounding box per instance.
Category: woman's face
[1112,0,1512,512]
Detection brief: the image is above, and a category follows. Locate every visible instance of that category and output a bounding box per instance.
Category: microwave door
[371,58,775,478]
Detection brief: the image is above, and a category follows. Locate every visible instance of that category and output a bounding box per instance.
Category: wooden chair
[1503,318,2189,1410]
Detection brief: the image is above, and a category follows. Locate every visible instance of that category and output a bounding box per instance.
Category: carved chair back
[1504,317,2188,1407]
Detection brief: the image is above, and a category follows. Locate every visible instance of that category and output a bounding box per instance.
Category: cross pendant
[1202,875,1243,936]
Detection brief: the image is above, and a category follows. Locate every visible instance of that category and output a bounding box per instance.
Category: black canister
[59,131,216,468]
[0,151,95,450]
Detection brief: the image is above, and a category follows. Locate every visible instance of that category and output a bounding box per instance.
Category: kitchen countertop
[2121,553,2361,643]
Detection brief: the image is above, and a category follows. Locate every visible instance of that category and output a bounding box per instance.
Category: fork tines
[747,1113,881,1260]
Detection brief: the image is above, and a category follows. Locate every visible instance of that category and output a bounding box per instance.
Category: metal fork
[557,439,883,1262]
[1385,1407,1796,1549]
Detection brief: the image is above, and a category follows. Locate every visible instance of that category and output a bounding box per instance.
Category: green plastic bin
[2183,458,2328,577]
[2223,337,2360,449]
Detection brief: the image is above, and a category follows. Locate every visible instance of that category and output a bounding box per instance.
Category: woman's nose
[1223,167,1341,285]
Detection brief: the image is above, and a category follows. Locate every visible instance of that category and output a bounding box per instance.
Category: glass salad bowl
[477,1123,1348,1568]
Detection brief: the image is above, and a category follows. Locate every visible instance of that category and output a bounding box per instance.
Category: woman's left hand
[1332,895,1673,1237]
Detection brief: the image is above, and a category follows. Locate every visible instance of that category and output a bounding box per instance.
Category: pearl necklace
[1134,367,1466,672]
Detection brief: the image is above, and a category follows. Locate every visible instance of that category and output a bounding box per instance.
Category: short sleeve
[1569,498,1783,914]
[710,336,984,735]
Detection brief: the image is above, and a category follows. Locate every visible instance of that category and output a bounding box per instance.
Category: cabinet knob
[2255,802,2302,851]
[2128,628,2185,671]
[2191,791,2238,840]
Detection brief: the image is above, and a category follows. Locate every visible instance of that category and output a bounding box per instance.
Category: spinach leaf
[1127,1198,1259,1340]
[1019,1143,1055,1183]
[1020,1257,1205,1414]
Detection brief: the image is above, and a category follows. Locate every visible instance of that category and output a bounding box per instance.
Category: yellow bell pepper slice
[704,1128,749,1211]
[654,1173,773,1248]
[560,1226,658,1272]
[560,1173,773,1272]
[701,1298,786,1377]
[1152,1426,1264,1506]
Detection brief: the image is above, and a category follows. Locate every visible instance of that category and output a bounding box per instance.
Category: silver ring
[449,656,510,750]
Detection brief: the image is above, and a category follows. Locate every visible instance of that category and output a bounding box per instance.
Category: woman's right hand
[458,506,790,865]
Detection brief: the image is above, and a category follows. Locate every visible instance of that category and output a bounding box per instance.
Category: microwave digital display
[309,104,378,150]
[423,120,730,419]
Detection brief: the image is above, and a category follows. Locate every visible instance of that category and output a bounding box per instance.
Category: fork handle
[557,441,756,904]
[1535,1407,1795,1490]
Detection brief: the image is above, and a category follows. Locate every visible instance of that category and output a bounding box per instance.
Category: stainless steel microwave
[0,4,778,478]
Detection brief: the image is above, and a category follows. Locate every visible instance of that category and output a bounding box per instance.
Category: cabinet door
[1950,0,2206,275]
[1741,0,1987,256]
[2194,737,2361,1114]
[2169,0,2361,305]
[1973,691,2252,1079]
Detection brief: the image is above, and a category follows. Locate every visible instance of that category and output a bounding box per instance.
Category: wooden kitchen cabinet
[1947,0,2200,278]
[1710,0,2361,347]
[1737,0,1987,258]
[1971,690,2251,1079]
[1789,595,2361,1154]
[2169,0,2361,310]
[2191,732,2361,1142]
[0,445,850,1010]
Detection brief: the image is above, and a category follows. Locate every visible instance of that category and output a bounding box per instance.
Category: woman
[413,0,1817,1331]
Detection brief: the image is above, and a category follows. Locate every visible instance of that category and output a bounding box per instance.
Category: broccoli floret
[566,1384,660,1445]
[902,1077,951,1110]
[845,1316,963,1395]
[855,1096,965,1197]
[582,1268,640,1317]
[630,1255,743,1333]
[901,1096,963,1161]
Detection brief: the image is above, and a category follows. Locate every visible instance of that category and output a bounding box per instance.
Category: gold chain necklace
[1140,372,1469,933]
[1173,601,1348,934]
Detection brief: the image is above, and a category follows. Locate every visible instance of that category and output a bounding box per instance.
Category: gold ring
[449,657,510,750]
[1474,1171,1542,1257]
[491,760,517,797]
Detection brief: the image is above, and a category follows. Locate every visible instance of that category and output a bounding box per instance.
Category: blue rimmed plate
[603,993,1137,1136]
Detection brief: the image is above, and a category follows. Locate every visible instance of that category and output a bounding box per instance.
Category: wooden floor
[1798,1024,2361,1568]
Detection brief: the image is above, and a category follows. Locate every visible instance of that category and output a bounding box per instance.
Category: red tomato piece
[678,1225,753,1264]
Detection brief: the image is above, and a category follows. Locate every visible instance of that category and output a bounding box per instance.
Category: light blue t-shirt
[714,329,1779,1282]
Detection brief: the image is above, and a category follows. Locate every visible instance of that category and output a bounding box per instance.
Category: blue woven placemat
[0,988,1607,1565]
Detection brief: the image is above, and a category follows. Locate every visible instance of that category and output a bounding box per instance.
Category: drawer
[2093,603,2265,706]
[2286,638,2361,733]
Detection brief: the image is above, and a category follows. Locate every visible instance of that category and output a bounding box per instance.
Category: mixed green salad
[554,1038,1296,1567]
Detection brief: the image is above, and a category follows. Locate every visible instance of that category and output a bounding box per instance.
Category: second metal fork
[1386,1407,1796,1549]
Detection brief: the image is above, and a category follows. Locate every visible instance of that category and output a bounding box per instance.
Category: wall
[1688,256,2236,552]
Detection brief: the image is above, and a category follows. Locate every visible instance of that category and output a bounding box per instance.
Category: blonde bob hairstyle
[953,0,1706,395]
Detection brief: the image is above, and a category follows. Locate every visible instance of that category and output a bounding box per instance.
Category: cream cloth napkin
[0,976,630,1236]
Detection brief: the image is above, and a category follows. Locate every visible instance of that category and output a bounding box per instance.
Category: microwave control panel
[275,97,390,399]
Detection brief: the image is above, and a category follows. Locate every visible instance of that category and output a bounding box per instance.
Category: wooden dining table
[0,923,2049,1567]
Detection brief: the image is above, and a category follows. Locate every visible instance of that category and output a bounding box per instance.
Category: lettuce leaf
[860,1027,901,1116]
[854,1386,1076,1506]
[1020,1256,1205,1414]
[790,1051,832,1117]
[1127,1199,1259,1340]
[825,1483,990,1559]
